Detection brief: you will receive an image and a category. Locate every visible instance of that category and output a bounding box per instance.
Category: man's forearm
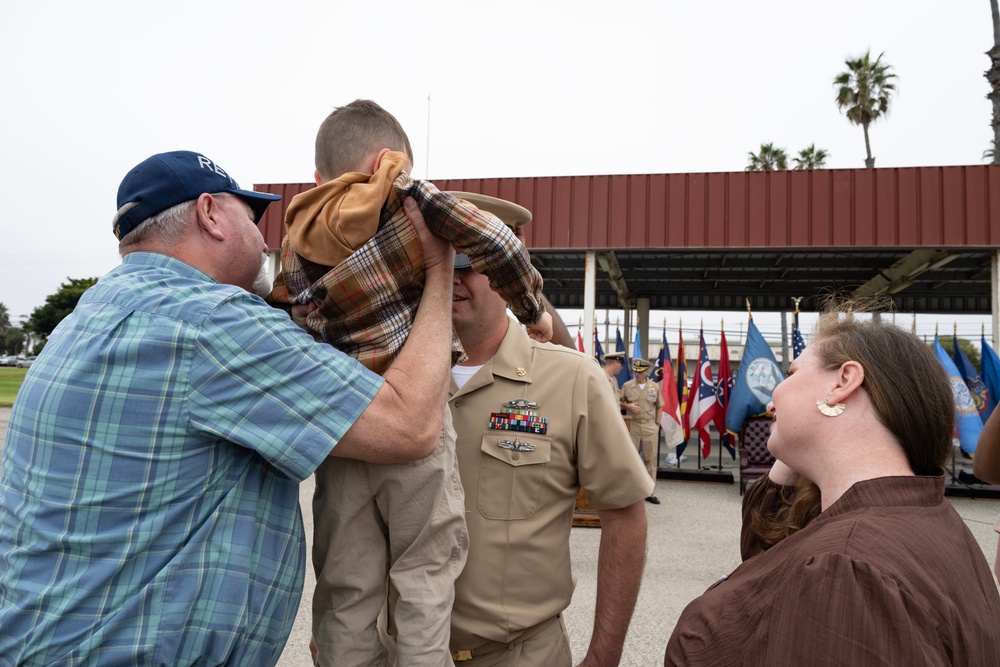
[381,261,454,434]
[542,295,575,349]
[580,501,647,666]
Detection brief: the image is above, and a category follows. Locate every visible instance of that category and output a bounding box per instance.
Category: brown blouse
[665,474,1000,666]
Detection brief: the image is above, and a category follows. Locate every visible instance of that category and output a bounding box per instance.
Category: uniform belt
[635,418,649,423]
[451,615,560,662]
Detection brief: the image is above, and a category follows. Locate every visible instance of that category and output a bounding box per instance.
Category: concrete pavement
[1,409,997,666]
[277,441,1000,666]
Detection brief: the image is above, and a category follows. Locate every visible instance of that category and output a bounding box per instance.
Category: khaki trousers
[312,406,468,666]
[451,616,572,667]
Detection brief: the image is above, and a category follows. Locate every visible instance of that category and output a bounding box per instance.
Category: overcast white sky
[0,0,994,342]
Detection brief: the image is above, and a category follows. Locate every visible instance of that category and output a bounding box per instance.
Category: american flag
[792,310,806,359]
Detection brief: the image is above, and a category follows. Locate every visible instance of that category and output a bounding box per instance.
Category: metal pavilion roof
[256,164,1000,315]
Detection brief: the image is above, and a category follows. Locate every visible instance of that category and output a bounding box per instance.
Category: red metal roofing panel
[942,167,966,245]
[874,170,897,246]
[853,170,875,247]
[990,168,1000,245]
[727,173,748,247]
[966,167,988,246]
[831,171,853,247]
[705,173,726,248]
[896,169,919,245]
[811,171,833,246]
[920,169,944,246]
[255,165,1000,252]
[789,171,810,247]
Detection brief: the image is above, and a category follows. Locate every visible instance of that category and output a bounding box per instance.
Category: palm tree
[988,0,1000,164]
[793,144,829,169]
[746,143,789,171]
[834,50,897,168]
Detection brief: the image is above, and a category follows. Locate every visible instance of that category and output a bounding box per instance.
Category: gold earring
[816,399,846,417]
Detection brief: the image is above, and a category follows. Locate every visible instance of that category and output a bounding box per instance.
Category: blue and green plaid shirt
[0,252,382,666]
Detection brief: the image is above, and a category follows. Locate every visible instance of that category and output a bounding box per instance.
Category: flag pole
[715,317,726,472]
[697,321,703,472]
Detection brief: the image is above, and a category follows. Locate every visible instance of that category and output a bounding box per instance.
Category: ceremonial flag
[792,309,806,359]
[594,327,605,366]
[614,328,631,388]
[676,327,691,450]
[685,328,718,459]
[632,329,642,362]
[714,329,736,459]
[653,331,684,447]
[952,333,989,422]
[725,317,784,437]
[982,335,1000,421]
[934,334,982,455]
[576,330,585,353]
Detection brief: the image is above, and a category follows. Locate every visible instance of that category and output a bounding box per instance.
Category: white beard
[252,254,272,298]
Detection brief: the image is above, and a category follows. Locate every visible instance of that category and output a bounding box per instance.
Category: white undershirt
[451,364,483,389]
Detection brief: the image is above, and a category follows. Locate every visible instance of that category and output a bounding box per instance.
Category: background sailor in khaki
[621,358,664,505]
[448,198,651,667]
[601,351,625,404]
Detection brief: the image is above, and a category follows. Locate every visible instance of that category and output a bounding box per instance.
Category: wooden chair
[738,415,776,495]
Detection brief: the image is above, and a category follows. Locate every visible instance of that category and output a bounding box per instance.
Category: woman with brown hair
[665,312,1000,666]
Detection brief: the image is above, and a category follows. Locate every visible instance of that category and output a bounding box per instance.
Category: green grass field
[0,367,27,407]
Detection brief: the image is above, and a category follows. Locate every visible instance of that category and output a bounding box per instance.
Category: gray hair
[114,198,199,255]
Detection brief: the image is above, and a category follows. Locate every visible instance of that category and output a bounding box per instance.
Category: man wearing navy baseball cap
[0,150,458,666]
[113,150,281,240]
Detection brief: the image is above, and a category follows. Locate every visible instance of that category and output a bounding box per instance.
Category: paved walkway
[1,408,997,666]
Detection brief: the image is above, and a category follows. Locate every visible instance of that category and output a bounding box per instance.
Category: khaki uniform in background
[621,377,664,480]
[601,351,625,407]
[448,320,653,666]
[605,373,621,404]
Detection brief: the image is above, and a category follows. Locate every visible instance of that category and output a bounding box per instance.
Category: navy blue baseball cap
[114,150,281,240]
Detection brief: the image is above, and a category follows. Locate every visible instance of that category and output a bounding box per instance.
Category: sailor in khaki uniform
[448,200,651,667]
[620,357,664,504]
[601,351,625,404]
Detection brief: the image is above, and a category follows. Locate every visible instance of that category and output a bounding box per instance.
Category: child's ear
[371,148,392,173]
[314,169,323,186]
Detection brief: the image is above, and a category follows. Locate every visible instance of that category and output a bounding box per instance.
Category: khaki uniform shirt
[621,379,663,445]
[449,320,653,651]
[605,372,620,404]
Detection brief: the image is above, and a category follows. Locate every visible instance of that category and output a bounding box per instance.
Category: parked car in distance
[15,356,36,368]
[0,355,11,366]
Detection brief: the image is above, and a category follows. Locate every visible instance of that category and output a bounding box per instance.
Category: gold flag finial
[792,296,803,313]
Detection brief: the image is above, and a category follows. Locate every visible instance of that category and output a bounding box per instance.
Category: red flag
[686,329,718,459]
[676,327,690,443]
[653,331,684,447]
[714,329,737,459]
[576,330,585,353]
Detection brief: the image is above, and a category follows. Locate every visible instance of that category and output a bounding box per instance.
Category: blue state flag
[725,317,784,436]
[594,328,605,366]
[614,328,631,388]
[934,335,982,455]
[952,334,989,423]
[632,329,642,362]
[982,335,1000,421]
